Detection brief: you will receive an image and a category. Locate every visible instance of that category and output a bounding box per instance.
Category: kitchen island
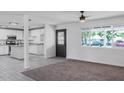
[10,45,24,60]
[0,39,9,55]
[10,43,44,60]
[0,45,9,55]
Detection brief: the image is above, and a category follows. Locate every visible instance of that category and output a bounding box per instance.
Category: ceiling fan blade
[80,11,84,14]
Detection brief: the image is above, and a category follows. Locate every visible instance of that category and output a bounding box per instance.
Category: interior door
[56,29,66,57]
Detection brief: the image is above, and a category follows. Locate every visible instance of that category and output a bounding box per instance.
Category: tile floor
[0,55,65,81]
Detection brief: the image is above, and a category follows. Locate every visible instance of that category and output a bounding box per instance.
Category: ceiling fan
[80,11,86,22]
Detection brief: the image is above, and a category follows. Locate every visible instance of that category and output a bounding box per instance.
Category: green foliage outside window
[81,26,124,47]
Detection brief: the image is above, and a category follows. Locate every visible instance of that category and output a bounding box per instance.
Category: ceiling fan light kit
[80,11,86,23]
[80,15,85,22]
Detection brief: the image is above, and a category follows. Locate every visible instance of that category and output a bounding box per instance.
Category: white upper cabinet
[16,31,23,40]
[0,29,16,39]
[0,29,23,40]
[30,29,45,43]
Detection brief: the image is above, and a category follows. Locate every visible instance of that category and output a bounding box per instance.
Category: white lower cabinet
[0,46,8,55]
[29,44,44,55]
[10,46,24,59]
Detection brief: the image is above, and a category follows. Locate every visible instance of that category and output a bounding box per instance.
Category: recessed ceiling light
[9,22,18,26]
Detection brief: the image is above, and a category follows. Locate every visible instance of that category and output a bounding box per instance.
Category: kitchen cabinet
[16,31,24,39]
[0,29,24,40]
[10,45,24,59]
[30,29,45,43]
[0,45,8,55]
[29,29,45,55]
[29,44,44,55]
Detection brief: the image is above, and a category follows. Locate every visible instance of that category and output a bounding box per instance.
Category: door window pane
[58,32,64,45]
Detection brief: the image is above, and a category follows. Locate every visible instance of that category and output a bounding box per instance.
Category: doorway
[56,29,66,57]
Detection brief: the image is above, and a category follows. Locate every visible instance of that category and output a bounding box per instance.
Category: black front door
[56,29,66,57]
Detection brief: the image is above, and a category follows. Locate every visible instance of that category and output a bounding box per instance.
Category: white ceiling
[0,11,124,29]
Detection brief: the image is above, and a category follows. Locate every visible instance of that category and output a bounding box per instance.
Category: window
[57,32,64,45]
[104,26,113,47]
[91,27,104,47]
[81,29,91,46]
[81,25,124,48]
[112,26,124,47]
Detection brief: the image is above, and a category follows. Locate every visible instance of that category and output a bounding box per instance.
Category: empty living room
[0,11,124,81]
[1,0,124,93]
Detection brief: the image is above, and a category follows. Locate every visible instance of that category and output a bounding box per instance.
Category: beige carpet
[22,60,124,81]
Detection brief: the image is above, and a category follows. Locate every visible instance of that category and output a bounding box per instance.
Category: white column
[44,24,56,58]
[44,24,48,58]
[24,15,30,69]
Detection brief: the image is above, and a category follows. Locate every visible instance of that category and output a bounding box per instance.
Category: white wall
[44,24,56,58]
[56,16,124,67]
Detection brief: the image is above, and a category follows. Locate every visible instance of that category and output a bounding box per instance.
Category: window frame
[81,25,124,49]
